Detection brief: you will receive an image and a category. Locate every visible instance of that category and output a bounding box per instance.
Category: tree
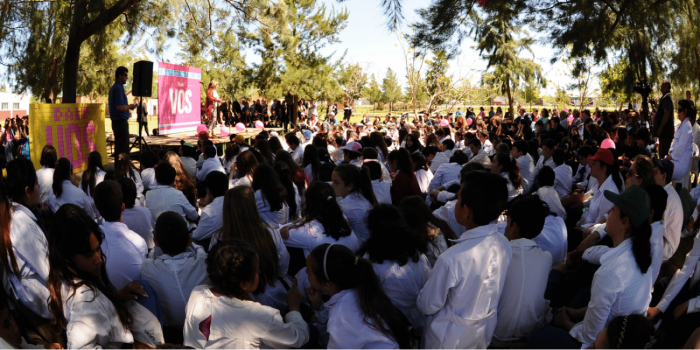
[566,55,598,111]
[4,0,286,103]
[477,2,545,119]
[523,79,541,107]
[381,68,402,112]
[424,51,449,105]
[338,63,368,107]
[367,74,383,112]
[599,58,635,109]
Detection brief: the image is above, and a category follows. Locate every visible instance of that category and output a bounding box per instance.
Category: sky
[1,0,591,97]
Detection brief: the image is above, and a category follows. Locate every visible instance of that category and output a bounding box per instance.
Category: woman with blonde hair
[211,186,290,311]
[162,151,197,206]
[205,80,225,137]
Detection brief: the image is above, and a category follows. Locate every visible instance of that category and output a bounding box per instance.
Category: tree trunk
[506,76,514,121]
[45,56,60,103]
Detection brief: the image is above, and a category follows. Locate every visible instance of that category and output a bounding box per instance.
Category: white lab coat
[429,163,462,193]
[3,204,51,319]
[35,166,54,204]
[49,180,97,219]
[183,285,309,349]
[657,230,700,313]
[536,186,567,220]
[337,192,373,246]
[370,254,431,330]
[663,183,683,260]
[492,239,552,345]
[371,180,392,205]
[432,199,466,238]
[569,238,652,346]
[63,282,164,349]
[417,223,512,349]
[255,190,290,229]
[533,214,568,266]
[100,221,148,290]
[553,164,573,199]
[141,244,210,329]
[192,196,224,241]
[516,154,536,194]
[283,219,360,258]
[670,118,694,183]
[316,289,399,349]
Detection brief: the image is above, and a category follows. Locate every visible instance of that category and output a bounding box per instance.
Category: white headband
[323,244,335,281]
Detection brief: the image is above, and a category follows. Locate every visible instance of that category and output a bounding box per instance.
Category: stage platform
[106,126,284,156]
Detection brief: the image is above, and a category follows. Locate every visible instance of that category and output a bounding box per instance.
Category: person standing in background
[653,79,674,158]
[205,81,225,137]
[108,66,137,157]
[137,98,149,136]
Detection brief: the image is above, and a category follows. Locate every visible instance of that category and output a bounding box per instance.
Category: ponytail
[310,244,413,348]
[629,220,652,274]
[495,153,521,189]
[273,162,299,221]
[304,182,352,240]
[52,158,72,199]
[81,151,103,196]
[334,164,378,206]
[605,160,623,192]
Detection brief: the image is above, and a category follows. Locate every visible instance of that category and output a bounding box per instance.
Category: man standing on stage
[109,66,136,156]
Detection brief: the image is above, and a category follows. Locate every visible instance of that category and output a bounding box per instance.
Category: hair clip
[327,196,333,201]
[617,315,628,349]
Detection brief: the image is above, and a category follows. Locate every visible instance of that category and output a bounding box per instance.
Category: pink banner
[158,62,202,135]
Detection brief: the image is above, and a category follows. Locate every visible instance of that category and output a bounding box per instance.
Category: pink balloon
[255,121,264,129]
[601,138,616,149]
[220,126,230,136]
[466,118,473,126]
[567,116,574,124]
[235,123,246,132]
[196,124,208,133]
[440,119,449,127]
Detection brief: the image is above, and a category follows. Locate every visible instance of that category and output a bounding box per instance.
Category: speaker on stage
[132,61,153,97]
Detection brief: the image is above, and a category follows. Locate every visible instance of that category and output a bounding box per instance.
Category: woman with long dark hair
[302,145,322,183]
[252,163,291,228]
[360,205,430,331]
[212,186,290,310]
[331,164,377,245]
[280,182,359,257]
[276,150,308,197]
[306,244,413,348]
[79,151,106,198]
[229,150,258,188]
[115,153,145,205]
[388,148,422,204]
[541,185,653,348]
[399,196,458,267]
[1,158,53,323]
[49,158,97,218]
[46,204,163,348]
[491,153,522,201]
[273,161,300,221]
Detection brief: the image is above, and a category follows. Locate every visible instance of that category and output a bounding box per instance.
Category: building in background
[0,92,30,119]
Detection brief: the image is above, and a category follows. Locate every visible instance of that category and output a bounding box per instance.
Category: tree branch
[81,0,141,41]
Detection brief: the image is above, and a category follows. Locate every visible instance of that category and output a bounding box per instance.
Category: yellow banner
[29,104,108,173]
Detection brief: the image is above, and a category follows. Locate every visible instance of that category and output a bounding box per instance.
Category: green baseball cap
[603,184,651,227]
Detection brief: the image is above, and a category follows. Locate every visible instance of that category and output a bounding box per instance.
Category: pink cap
[341,141,363,154]
[600,138,616,149]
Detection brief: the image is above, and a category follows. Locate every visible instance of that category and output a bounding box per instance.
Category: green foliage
[523,80,541,104]
[338,63,368,106]
[425,51,450,104]
[381,67,402,111]
[599,58,635,106]
[367,74,383,110]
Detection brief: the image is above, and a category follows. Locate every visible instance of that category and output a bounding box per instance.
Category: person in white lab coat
[192,171,228,244]
[551,149,573,199]
[145,162,199,224]
[534,185,653,348]
[364,161,392,204]
[93,181,148,291]
[306,244,413,348]
[491,153,523,202]
[212,186,290,311]
[196,145,226,182]
[280,182,360,257]
[417,171,512,349]
[183,240,309,349]
[115,153,146,206]
[252,163,291,229]
[331,164,377,245]
[48,158,98,219]
[78,151,106,201]
[399,196,459,268]
[667,100,694,183]
[2,159,52,322]
[493,195,552,346]
[46,204,163,349]
[512,140,536,194]
[361,205,431,330]
[36,145,57,205]
[119,178,155,250]
[142,212,209,336]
